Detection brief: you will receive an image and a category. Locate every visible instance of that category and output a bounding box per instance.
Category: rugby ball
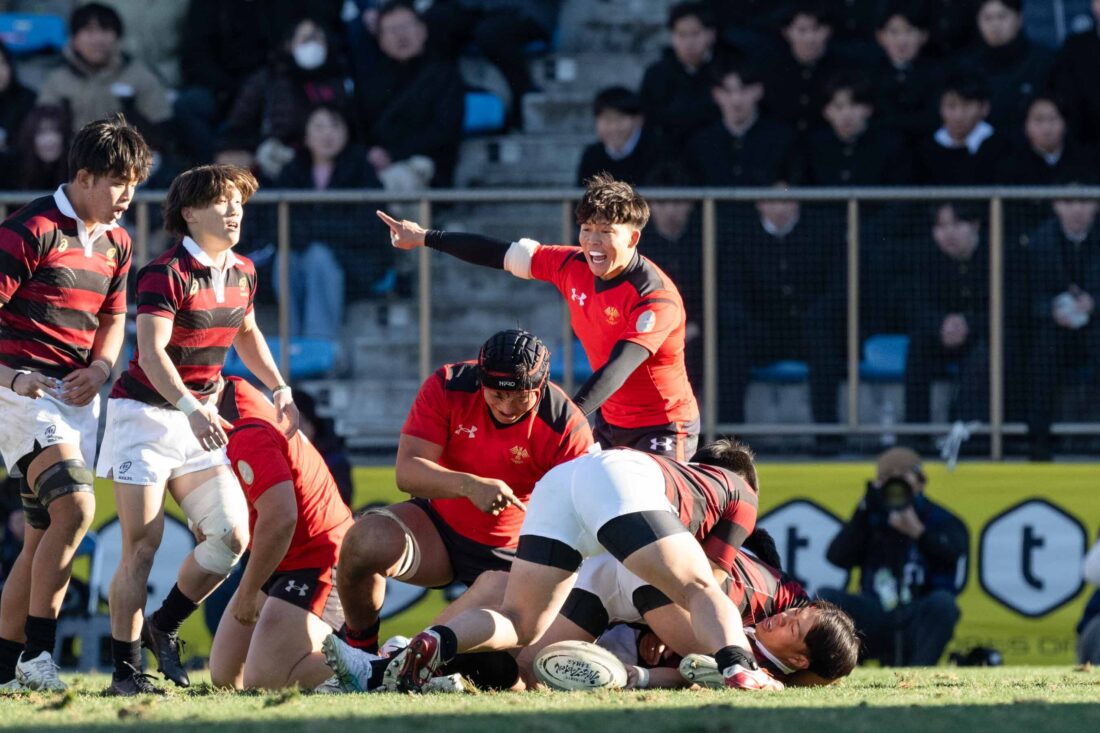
[532,641,629,691]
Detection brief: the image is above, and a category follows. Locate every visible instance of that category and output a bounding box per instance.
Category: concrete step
[530,52,650,95]
[558,0,674,55]
[455,132,588,187]
[521,92,593,135]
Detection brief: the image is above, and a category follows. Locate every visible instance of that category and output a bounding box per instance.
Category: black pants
[816,588,960,666]
[1026,319,1100,440]
[903,330,989,424]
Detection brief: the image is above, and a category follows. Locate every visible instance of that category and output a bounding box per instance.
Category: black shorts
[592,412,700,461]
[262,567,344,630]
[411,498,515,587]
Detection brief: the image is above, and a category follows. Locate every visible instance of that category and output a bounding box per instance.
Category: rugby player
[97,165,299,695]
[208,377,353,690]
[0,115,150,692]
[329,330,592,663]
[379,439,785,692]
[379,173,699,459]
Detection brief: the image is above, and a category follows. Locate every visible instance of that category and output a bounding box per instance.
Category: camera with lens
[864,475,916,522]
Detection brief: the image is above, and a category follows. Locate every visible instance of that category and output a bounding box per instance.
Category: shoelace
[26,656,62,681]
[121,662,160,692]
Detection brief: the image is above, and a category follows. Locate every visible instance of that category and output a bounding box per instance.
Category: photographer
[818,448,968,666]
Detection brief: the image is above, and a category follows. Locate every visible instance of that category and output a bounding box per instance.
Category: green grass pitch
[0,668,1097,732]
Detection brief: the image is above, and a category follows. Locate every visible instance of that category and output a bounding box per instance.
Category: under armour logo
[570,288,587,306]
[455,424,478,439]
[650,437,674,452]
[285,580,310,597]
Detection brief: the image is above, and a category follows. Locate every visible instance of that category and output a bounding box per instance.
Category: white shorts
[574,553,649,625]
[520,449,678,561]
[0,389,99,476]
[96,397,229,485]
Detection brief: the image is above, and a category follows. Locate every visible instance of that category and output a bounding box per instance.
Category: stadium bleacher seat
[223,337,338,381]
[463,90,506,135]
[859,334,909,382]
[0,13,66,56]
[751,360,810,383]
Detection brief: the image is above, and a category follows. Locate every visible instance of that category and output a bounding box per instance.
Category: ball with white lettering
[532,640,629,691]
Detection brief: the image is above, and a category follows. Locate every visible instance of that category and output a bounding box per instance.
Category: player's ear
[790,652,810,670]
[628,228,641,248]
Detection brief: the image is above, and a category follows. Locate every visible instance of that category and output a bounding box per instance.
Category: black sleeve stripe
[536,382,578,435]
[444,362,481,393]
[0,248,31,283]
[560,588,611,638]
[632,585,673,616]
[560,251,586,272]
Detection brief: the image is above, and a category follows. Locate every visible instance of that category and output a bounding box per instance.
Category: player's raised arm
[377,210,524,272]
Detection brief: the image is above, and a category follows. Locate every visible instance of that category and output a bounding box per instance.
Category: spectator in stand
[220,17,353,182]
[996,94,1092,185]
[904,202,990,428]
[719,181,845,450]
[272,104,386,339]
[828,0,883,61]
[962,0,1054,130]
[0,41,36,188]
[640,2,720,148]
[1051,0,1100,147]
[913,71,1008,184]
[1025,177,1100,460]
[13,106,71,192]
[870,2,944,148]
[422,0,560,130]
[803,72,910,185]
[708,0,784,58]
[575,87,660,187]
[93,0,189,89]
[358,1,464,188]
[685,58,797,187]
[761,1,849,136]
[36,3,174,148]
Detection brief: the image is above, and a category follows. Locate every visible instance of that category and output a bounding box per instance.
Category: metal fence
[5,185,1099,458]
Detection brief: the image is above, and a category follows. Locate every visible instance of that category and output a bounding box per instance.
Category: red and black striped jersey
[402,361,594,548]
[0,192,131,378]
[111,237,256,407]
[723,548,809,627]
[646,453,759,573]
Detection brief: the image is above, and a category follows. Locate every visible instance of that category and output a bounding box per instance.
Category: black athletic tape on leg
[441,651,520,691]
[596,510,688,564]
[515,535,583,572]
[632,585,673,616]
[19,479,50,531]
[560,588,611,638]
[34,459,94,505]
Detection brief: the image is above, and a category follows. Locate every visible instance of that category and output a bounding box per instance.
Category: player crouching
[208,378,353,690]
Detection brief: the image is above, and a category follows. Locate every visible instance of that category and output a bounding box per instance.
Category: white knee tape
[180,472,249,575]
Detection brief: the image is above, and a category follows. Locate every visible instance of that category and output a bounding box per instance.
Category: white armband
[503,238,540,280]
[630,665,650,689]
[175,393,203,415]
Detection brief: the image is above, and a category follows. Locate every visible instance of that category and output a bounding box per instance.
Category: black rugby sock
[22,615,57,660]
[428,625,458,664]
[150,584,199,635]
[0,637,24,682]
[112,638,142,679]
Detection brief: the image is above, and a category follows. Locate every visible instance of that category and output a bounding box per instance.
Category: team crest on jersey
[189,279,200,296]
[237,460,254,484]
[636,310,657,333]
[604,306,621,325]
[57,238,69,253]
[238,276,248,297]
[105,247,117,261]
[510,446,529,464]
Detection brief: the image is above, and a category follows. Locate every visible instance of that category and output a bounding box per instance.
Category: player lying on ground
[0,115,150,692]
[379,439,787,691]
[208,377,353,690]
[379,173,700,459]
[96,165,298,695]
[331,330,591,661]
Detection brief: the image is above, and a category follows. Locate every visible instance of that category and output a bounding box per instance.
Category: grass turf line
[0,668,1097,732]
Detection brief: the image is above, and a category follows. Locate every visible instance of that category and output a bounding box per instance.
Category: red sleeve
[227,423,294,503]
[702,496,758,573]
[136,264,186,319]
[0,224,43,304]
[529,245,578,290]
[101,235,131,314]
[622,292,682,354]
[400,368,451,446]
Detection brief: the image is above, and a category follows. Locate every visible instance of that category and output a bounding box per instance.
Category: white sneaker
[379,635,410,658]
[678,654,724,689]
[15,651,66,692]
[313,675,348,694]
[424,673,468,694]
[0,678,27,693]
[321,634,386,692]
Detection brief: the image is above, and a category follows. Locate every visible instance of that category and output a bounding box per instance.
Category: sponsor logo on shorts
[119,460,132,475]
[454,424,477,439]
[510,446,529,464]
[44,425,57,439]
[285,580,310,597]
[604,306,621,325]
[237,460,254,485]
[635,310,657,333]
[650,437,674,452]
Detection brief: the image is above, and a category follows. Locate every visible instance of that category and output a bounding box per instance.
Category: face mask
[293,41,327,70]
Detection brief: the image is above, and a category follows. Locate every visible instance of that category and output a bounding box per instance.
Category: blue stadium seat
[463,91,506,135]
[0,14,66,56]
[223,337,337,381]
[549,339,593,383]
[750,360,809,383]
[859,334,909,382]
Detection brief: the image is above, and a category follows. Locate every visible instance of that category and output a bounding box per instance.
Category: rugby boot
[383,629,444,692]
[322,634,388,692]
[141,619,190,687]
[14,651,65,692]
[107,663,165,696]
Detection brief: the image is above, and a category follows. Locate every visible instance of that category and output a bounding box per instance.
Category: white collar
[761,214,800,238]
[604,126,643,161]
[745,628,797,676]
[1037,146,1063,165]
[182,235,240,270]
[934,121,994,154]
[53,185,117,257]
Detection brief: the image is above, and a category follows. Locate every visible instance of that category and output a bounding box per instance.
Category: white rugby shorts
[573,553,649,625]
[0,389,99,475]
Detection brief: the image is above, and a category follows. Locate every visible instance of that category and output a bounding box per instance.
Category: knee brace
[179,472,249,576]
[363,508,420,581]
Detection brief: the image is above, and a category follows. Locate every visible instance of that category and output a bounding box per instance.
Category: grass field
[0,668,1097,732]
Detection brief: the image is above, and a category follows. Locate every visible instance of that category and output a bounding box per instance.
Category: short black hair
[68,114,151,183]
[934,201,985,225]
[668,1,715,30]
[70,2,123,36]
[978,0,1022,14]
[875,0,930,30]
[822,72,874,107]
[781,0,831,28]
[378,0,421,24]
[709,56,763,89]
[643,158,695,188]
[803,600,860,681]
[592,86,642,117]
[941,68,991,103]
[1023,92,1067,119]
[690,438,758,491]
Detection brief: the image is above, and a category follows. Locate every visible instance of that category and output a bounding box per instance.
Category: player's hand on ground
[188,405,233,451]
[377,210,427,250]
[59,366,108,406]
[463,476,526,515]
[229,589,261,626]
[274,388,299,438]
[11,371,60,400]
[723,664,785,691]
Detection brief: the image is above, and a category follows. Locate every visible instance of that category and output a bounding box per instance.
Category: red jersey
[402,361,593,547]
[646,452,759,574]
[519,245,697,429]
[221,377,352,579]
[0,193,131,378]
[725,548,809,626]
[112,237,256,407]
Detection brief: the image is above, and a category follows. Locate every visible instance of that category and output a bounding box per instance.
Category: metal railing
[6,184,1099,457]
